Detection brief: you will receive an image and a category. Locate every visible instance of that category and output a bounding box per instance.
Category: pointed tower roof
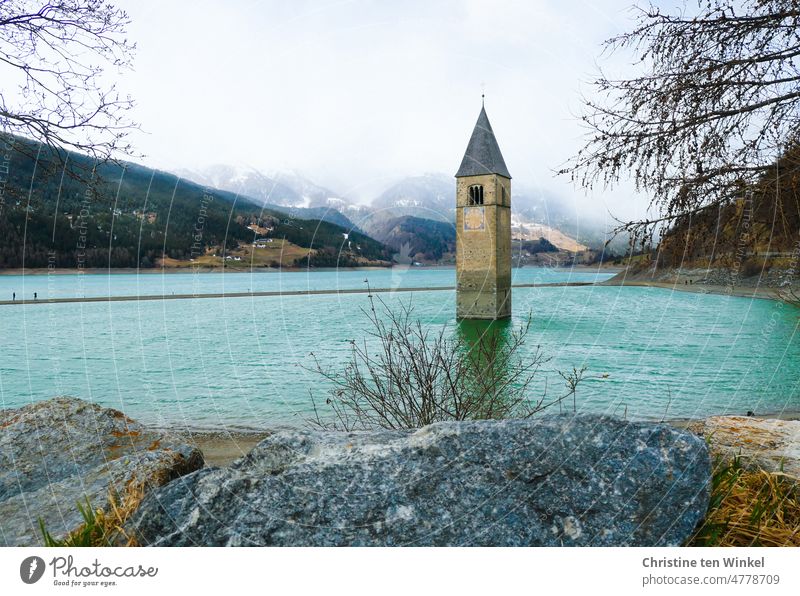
[455,105,511,179]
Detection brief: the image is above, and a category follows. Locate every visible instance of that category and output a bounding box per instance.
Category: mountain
[176,164,300,206]
[369,174,606,253]
[371,173,454,220]
[178,164,615,252]
[0,135,391,269]
[175,166,361,231]
[371,174,574,228]
[363,176,600,262]
[654,146,800,276]
[511,218,588,253]
[172,163,622,261]
[366,216,456,263]
[270,170,347,208]
[263,204,359,231]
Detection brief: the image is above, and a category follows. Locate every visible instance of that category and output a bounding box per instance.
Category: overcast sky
[115,0,662,219]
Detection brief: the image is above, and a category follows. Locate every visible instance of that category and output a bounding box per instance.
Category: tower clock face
[463,206,485,231]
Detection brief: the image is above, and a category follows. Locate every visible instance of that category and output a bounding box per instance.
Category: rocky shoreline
[603,265,799,301]
[130,415,710,547]
[1,397,797,547]
[0,398,204,546]
[187,411,800,468]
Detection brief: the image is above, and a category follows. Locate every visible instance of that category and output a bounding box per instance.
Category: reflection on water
[456,317,515,392]
[457,317,513,346]
[455,316,556,418]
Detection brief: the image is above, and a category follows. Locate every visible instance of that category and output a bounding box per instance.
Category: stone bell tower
[455,101,512,319]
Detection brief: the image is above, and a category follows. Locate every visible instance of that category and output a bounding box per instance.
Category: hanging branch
[0,0,137,165]
[560,0,800,241]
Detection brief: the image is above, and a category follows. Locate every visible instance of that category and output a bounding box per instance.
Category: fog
[115,0,658,220]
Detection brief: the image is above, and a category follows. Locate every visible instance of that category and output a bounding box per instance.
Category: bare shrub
[306,294,583,431]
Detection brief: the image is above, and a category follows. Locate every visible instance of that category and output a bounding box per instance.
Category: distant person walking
[33,292,37,300]
[12,292,15,301]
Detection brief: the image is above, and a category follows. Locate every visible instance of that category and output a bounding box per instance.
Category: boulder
[130,414,710,546]
[694,416,800,479]
[0,397,203,546]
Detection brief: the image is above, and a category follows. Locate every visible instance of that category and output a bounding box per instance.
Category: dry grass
[159,239,311,270]
[690,455,800,547]
[40,481,145,547]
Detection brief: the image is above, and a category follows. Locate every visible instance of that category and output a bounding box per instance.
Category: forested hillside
[0,135,390,268]
[366,215,456,263]
[656,145,800,274]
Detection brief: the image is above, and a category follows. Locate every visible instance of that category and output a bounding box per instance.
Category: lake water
[0,267,797,429]
[0,266,606,300]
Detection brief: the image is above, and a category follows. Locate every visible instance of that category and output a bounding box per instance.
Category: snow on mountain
[269,170,353,209]
[174,165,301,208]
[172,165,620,253]
[511,220,588,252]
[371,173,453,220]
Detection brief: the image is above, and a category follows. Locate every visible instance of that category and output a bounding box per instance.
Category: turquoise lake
[0,267,798,429]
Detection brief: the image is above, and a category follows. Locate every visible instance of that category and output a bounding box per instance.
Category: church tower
[455,102,512,319]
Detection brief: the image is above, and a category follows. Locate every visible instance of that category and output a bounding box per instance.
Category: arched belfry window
[468,185,484,206]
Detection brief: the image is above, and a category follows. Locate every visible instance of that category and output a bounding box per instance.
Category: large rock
[130,415,710,546]
[694,416,800,479]
[0,397,203,546]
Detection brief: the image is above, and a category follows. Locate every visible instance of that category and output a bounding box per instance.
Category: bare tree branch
[561,0,800,241]
[0,0,137,163]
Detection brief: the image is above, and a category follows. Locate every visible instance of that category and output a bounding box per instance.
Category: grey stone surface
[130,415,710,546]
[693,416,800,479]
[455,106,511,179]
[0,397,203,546]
